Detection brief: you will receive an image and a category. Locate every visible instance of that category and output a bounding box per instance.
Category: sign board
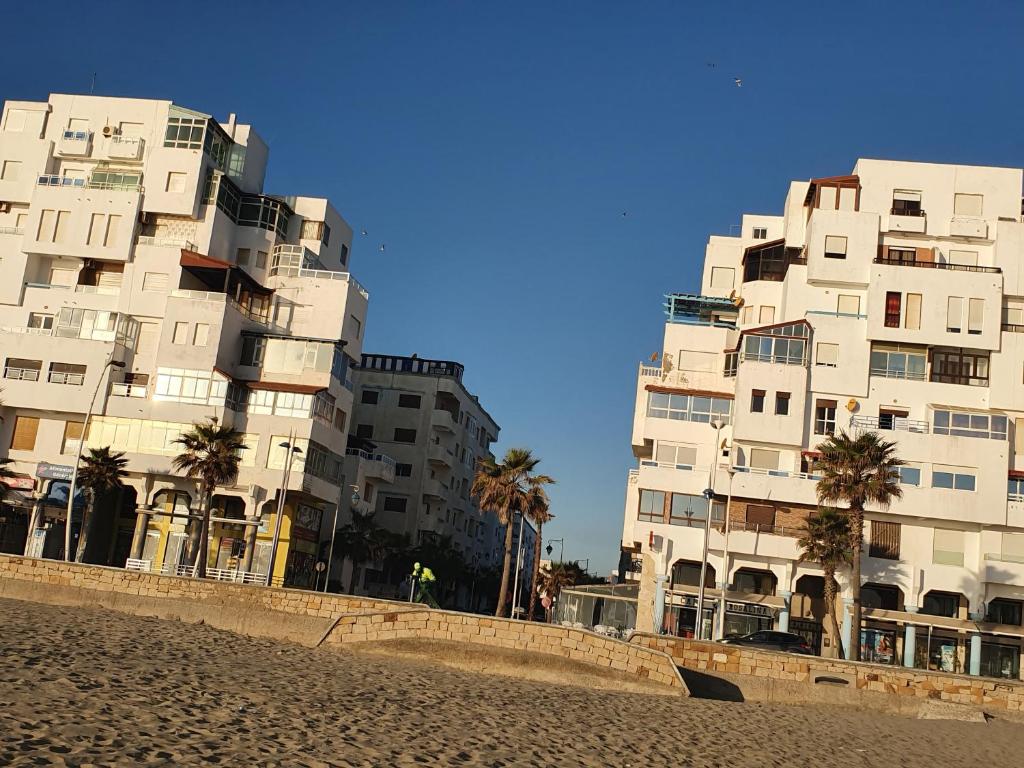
[37,462,75,482]
[1,474,36,491]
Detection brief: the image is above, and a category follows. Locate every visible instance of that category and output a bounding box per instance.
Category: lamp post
[322,484,355,594]
[510,512,526,619]
[695,418,726,640]
[545,538,564,562]
[716,465,737,640]
[266,431,302,587]
[65,357,125,562]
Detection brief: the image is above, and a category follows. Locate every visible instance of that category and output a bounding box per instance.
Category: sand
[1,598,1021,767]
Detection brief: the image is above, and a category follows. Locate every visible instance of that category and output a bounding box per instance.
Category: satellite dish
[846,399,859,412]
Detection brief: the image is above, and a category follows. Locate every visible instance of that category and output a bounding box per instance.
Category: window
[747,448,780,471]
[256,250,267,269]
[165,172,186,193]
[710,266,735,289]
[948,249,978,267]
[750,389,765,413]
[968,298,984,335]
[10,416,40,451]
[154,368,229,406]
[164,115,206,149]
[4,357,41,381]
[986,598,1022,626]
[236,248,251,266]
[815,342,838,367]
[752,227,767,239]
[1,160,20,181]
[349,314,362,338]
[670,493,723,526]
[837,294,860,316]
[931,465,976,492]
[300,219,330,243]
[393,428,417,443]
[740,306,753,324]
[905,293,922,330]
[932,530,965,567]
[933,409,1006,440]
[355,424,374,439]
[142,272,168,292]
[742,334,806,365]
[724,352,738,377]
[395,463,413,478]
[869,521,901,560]
[881,246,917,265]
[48,362,86,385]
[398,394,421,409]
[897,465,921,486]
[339,242,348,265]
[87,213,103,246]
[930,348,989,387]
[654,442,698,468]
[775,392,790,416]
[758,305,775,324]
[953,193,983,217]
[62,421,84,454]
[172,322,188,345]
[824,235,847,259]
[892,189,923,216]
[946,297,963,333]
[382,496,407,514]
[638,489,666,523]
[814,400,837,435]
[272,391,313,418]
[870,344,927,380]
[193,323,210,346]
[646,392,733,424]
[884,292,901,328]
[28,313,53,330]
[745,504,775,530]
[361,390,379,405]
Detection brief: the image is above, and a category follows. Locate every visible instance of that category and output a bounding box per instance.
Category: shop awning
[180,249,273,296]
[644,384,734,399]
[247,381,325,395]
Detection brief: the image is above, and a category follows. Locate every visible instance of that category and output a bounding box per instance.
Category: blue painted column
[653,574,668,634]
[778,590,792,633]
[841,598,854,660]
[903,605,918,668]
[969,632,982,676]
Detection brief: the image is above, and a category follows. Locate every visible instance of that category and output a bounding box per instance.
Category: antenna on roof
[90,72,97,95]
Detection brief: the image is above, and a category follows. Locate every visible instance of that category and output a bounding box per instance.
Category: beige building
[0,93,367,588]
[623,158,1024,680]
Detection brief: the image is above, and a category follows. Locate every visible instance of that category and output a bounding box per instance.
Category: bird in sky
[734,77,742,87]
[379,243,386,253]
[621,211,628,217]
[361,229,368,236]
[706,61,716,68]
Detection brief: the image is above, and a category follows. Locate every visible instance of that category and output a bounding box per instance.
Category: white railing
[205,568,266,585]
[87,179,142,192]
[170,288,227,302]
[869,367,927,381]
[48,371,85,386]
[627,468,639,483]
[733,466,821,481]
[850,415,929,434]
[108,135,144,158]
[1008,493,1024,503]
[111,383,148,398]
[638,364,662,378]
[74,284,120,296]
[1,326,54,336]
[137,236,197,249]
[3,367,41,381]
[638,460,709,474]
[125,558,152,572]
[0,226,24,235]
[62,130,90,142]
[24,282,71,290]
[985,552,1024,565]
[345,448,397,469]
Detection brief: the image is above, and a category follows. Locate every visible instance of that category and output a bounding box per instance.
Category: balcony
[730,465,819,506]
[36,174,85,189]
[664,294,738,328]
[428,442,454,467]
[136,236,196,250]
[48,370,85,386]
[888,209,927,233]
[949,217,988,239]
[432,409,457,433]
[872,257,999,274]
[111,383,148,398]
[345,448,397,484]
[850,415,929,434]
[57,130,92,157]
[983,553,1024,588]
[268,244,369,299]
[107,135,144,161]
[3,366,40,382]
[423,477,449,500]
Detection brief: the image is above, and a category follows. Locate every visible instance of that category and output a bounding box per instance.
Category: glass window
[932,409,1006,440]
[814,401,837,435]
[869,344,927,380]
[750,390,765,413]
[646,392,732,424]
[897,465,921,486]
[164,115,206,149]
[775,392,790,416]
[932,466,975,493]
[638,490,666,523]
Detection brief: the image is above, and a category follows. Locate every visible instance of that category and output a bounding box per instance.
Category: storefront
[980,639,1022,680]
[860,626,899,665]
[666,592,776,639]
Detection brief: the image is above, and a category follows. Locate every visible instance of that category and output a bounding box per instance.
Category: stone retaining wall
[324,609,686,692]
[631,633,1024,713]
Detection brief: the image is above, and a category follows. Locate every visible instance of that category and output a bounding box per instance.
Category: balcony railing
[850,415,929,434]
[733,466,821,481]
[48,371,85,386]
[62,130,90,142]
[890,207,926,217]
[345,448,397,470]
[1002,323,1024,333]
[3,367,40,381]
[869,366,926,382]
[87,179,142,192]
[137,236,197,249]
[111,383,148,398]
[0,226,24,236]
[74,284,120,296]
[638,460,709,474]
[873,257,1000,274]
[1,325,54,336]
[985,552,1024,564]
[731,520,804,538]
[37,175,85,188]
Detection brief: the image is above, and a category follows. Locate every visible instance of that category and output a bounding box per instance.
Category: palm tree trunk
[850,505,864,662]
[528,521,543,621]
[184,484,206,568]
[495,513,515,617]
[195,491,212,579]
[348,559,359,594]
[74,493,93,563]
[823,570,844,659]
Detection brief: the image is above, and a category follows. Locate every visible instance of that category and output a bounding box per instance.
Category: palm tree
[798,507,852,658]
[525,482,554,621]
[335,510,389,593]
[472,448,554,618]
[75,447,128,563]
[815,430,902,661]
[172,418,246,579]
[538,561,578,622]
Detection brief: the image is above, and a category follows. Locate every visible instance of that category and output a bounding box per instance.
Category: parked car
[720,630,813,655]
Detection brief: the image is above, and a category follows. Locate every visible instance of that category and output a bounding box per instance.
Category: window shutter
[142,272,168,292]
[915,247,934,263]
[905,294,922,330]
[947,297,964,331]
[968,299,984,333]
[748,448,780,470]
[815,343,838,366]
[11,416,40,451]
[745,504,775,527]
[869,521,901,559]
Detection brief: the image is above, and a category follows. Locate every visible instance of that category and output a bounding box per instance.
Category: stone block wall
[325,609,686,691]
[631,633,1024,713]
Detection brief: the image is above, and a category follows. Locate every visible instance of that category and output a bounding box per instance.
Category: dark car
[720,630,813,655]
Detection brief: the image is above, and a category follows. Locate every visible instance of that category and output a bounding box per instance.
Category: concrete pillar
[634,552,658,633]
[715,579,728,640]
[129,510,150,560]
[969,632,982,676]
[653,575,668,634]
[778,590,792,633]
[903,605,918,668]
[23,502,44,557]
[242,519,258,572]
[841,598,854,660]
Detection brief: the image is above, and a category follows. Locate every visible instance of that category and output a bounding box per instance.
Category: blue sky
[4,2,1024,572]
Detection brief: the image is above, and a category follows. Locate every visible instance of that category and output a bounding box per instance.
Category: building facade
[342,354,509,606]
[0,93,368,588]
[622,159,1024,680]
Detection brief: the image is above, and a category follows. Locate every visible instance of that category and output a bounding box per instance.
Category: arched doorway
[863,582,904,611]
[733,567,777,596]
[665,559,717,639]
[209,495,248,571]
[670,559,716,589]
[791,575,826,652]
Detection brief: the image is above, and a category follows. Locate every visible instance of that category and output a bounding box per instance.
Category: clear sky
[4,1,1023,572]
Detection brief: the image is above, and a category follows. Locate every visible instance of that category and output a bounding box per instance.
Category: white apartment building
[343,354,513,608]
[0,94,368,588]
[622,159,1024,680]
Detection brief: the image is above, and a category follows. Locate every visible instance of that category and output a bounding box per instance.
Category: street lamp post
[64,357,125,562]
[322,483,355,594]
[545,538,565,563]
[716,466,737,640]
[695,418,726,640]
[510,512,526,619]
[266,431,302,587]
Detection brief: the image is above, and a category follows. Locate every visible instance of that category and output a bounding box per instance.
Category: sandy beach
[1,598,1021,767]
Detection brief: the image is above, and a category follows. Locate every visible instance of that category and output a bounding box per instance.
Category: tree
[172,418,246,579]
[815,430,902,661]
[525,482,554,621]
[472,448,554,618]
[798,507,852,658]
[538,561,578,622]
[335,510,390,593]
[75,447,128,563]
